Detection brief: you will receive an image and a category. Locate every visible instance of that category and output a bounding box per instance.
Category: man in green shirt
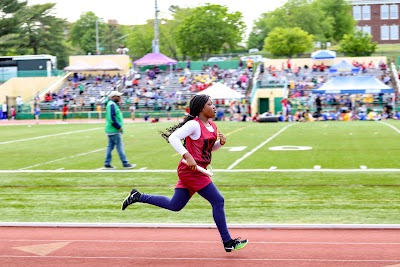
[104,91,135,169]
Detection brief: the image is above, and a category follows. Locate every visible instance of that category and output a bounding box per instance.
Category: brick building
[352,0,400,44]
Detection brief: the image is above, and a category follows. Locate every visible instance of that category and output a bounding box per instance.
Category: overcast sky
[27,0,287,35]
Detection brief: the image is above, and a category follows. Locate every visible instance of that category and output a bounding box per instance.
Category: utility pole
[152,0,160,53]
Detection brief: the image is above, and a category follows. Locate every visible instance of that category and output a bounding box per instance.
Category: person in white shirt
[16,96,23,112]
[2,102,8,120]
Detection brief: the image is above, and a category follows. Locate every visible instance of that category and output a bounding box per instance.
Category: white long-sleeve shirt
[168,120,222,156]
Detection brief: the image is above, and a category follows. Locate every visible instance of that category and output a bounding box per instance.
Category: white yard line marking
[378,121,400,134]
[18,149,105,170]
[227,124,295,170]
[0,128,102,145]
[2,168,400,173]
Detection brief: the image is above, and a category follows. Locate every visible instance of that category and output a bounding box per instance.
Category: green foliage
[264,27,314,57]
[0,0,27,53]
[247,14,269,51]
[125,23,154,57]
[338,31,377,56]
[314,0,355,43]
[175,4,245,60]
[69,12,106,55]
[12,3,69,66]
[248,0,354,50]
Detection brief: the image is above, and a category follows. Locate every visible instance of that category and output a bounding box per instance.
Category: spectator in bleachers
[89,96,96,111]
[44,92,52,102]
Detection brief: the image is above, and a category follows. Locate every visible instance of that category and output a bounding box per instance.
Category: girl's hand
[183,153,197,171]
[218,132,226,146]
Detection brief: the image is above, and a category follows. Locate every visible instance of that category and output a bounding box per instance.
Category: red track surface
[0,227,399,267]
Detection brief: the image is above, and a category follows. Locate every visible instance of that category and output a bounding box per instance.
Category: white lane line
[227,124,295,170]
[378,121,400,134]
[18,148,105,170]
[0,128,102,145]
[0,255,398,262]
[3,168,400,173]
[2,239,400,245]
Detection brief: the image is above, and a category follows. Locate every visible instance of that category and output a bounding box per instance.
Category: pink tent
[133,52,177,66]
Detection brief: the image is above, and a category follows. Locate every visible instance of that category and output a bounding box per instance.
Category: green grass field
[1,120,399,224]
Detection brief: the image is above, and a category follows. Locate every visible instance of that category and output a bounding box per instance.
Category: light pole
[152,0,160,53]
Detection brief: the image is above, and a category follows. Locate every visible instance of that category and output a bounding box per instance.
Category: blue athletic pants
[139,183,232,242]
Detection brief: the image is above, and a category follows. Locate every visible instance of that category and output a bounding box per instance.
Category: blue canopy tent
[329,60,360,73]
[312,76,393,94]
[311,50,336,59]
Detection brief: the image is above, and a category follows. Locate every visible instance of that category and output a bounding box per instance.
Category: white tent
[92,60,123,71]
[196,82,242,99]
[64,61,93,71]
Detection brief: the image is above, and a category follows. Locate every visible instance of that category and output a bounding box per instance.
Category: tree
[102,22,125,55]
[248,0,354,50]
[247,14,269,51]
[163,6,194,60]
[264,27,314,57]
[2,3,70,67]
[69,12,106,55]
[338,31,377,57]
[175,4,245,59]
[314,0,355,43]
[0,0,27,53]
[124,23,154,58]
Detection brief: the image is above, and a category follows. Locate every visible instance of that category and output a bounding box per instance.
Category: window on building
[353,6,361,20]
[390,5,399,19]
[390,25,399,40]
[381,25,389,40]
[363,26,371,35]
[381,5,389,19]
[362,6,371,20]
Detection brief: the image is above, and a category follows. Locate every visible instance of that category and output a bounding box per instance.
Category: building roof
[351,0,400,5]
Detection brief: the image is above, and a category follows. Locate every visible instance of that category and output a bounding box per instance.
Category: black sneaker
[121,188,141,210]
[123,163,136,169]
[223,237,248,252]
[104,164,115,169]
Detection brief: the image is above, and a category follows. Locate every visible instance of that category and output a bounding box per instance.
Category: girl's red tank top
[176,118,218,195]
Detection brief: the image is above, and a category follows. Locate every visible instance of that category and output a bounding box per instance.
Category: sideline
[0,222,400,229]
[2,168,400,173]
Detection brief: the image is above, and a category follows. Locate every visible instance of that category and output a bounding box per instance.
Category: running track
[0,227,399,267]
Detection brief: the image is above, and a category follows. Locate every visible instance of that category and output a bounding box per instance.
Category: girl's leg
[139,188,191,211]
[197,183,232,243]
